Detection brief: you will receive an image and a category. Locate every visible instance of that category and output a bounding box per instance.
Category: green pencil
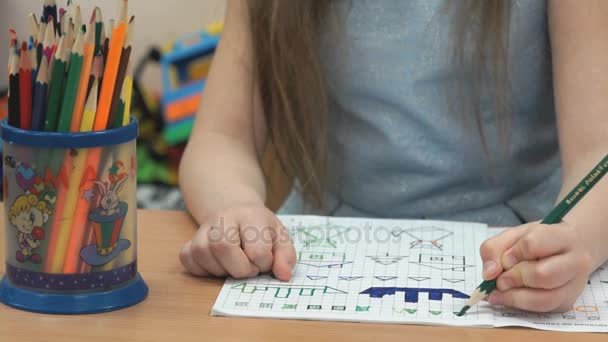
[44,36,68,132]
[457,153,608,316]
[57,27,84,132]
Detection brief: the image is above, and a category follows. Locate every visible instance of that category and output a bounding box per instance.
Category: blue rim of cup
[0,117,138,149]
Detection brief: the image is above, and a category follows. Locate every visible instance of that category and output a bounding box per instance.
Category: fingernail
[488,293,504,305]
[483,261,497,276]
[498,277,514,291]
[503,254,517,269]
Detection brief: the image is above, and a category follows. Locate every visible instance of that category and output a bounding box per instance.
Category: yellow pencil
[80,78,98,132]
[121,61,133,127]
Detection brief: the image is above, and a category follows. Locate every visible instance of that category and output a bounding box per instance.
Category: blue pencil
[32,56,49,131]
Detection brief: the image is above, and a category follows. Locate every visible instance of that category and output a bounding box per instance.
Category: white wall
[1,0,226,88]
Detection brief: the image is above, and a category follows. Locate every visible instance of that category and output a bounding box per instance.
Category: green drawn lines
[293,226,352,248]
[231,283,347,299]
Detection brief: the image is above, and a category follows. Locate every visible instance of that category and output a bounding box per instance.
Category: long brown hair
[248,1,512,210]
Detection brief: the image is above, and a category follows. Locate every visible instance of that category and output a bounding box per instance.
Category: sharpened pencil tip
[456,305,470,317]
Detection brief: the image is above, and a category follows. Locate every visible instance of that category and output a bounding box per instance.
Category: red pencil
[19,42,32,130]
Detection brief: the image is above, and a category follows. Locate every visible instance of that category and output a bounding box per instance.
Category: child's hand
[179,205,297,281]
[480,222,594,312]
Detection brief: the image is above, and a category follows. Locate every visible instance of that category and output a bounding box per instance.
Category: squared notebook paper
[211,216,608,332]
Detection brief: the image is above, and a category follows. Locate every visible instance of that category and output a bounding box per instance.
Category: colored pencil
[74,5,82,34]
[36,17,47,67]
[103,19,114,64]
[44,36,67,132]
[81,79,99,133]
[42,18,56,69]
[458,153,608,316]
[107,16,133,129]
[58,8,67,38]
[57,28,85,132]
[70,12,96,132]
[28,13,39,43]
[43,0,58,36]
[19,42,33,130]
[121,61,133,127]
[94,0,127,131]
[63,17,74,61]
[8,45,21,128]
[29,36,38,84]
[8,28,17,77]
[87,53,103,104]
[95,7,104,55]
[32,56,49,131]
[63,80,99,274]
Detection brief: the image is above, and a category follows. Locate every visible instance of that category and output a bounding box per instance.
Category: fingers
[501,224,574,269]
[241,224,274,273]
[189,231,228,277]
[179,241,209,277]
[488,281,579,313]
[496,253,577,291]
[272,222,297,282]
[479,226,528,279]
[208,223,261,278]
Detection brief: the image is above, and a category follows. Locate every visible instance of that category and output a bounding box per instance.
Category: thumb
[271,223,297,281]
[479,225,528,280]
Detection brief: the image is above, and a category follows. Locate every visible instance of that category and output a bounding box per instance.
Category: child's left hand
[480,221,594,312]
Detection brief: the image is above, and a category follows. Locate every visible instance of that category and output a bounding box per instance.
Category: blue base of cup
[0,273,148,314]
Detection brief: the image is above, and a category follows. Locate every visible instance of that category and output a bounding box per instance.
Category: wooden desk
[0,210,604,342]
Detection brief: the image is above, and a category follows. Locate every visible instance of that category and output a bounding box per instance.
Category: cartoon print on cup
[80,161,132,267]
[8,194,51,264]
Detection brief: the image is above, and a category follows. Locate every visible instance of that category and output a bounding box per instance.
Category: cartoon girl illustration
[8,194,51,263]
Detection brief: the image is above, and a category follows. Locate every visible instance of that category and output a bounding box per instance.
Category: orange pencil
[93,0,128,131]
[63,80,99,274]
[70,11,96,132]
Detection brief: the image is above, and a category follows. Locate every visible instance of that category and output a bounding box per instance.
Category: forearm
[549,0,608,270]
[558,150,608,270]
[179,131,267,225]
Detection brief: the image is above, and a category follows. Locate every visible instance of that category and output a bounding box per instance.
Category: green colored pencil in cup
[457,153,608,316]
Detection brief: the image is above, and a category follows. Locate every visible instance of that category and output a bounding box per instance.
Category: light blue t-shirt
[279,0,561,227]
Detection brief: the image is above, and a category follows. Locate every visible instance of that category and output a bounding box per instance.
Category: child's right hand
[179,205,297,281]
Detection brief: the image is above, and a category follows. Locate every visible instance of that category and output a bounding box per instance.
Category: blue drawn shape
[360,287,469,304]
[307,275,329,281]
[339,276,364,281]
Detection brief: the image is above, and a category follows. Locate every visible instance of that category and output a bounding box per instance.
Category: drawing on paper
[392,226,453,250]
[297,251,352,269]
[375,276,398,282]
[293,225,353,249]
[409,277,431,282]
[442,278,465,284]
[367,254,408,266]
[411,254,474,272]
[212,215,608,333]
[231,283,347,298]
[360,287,469,303]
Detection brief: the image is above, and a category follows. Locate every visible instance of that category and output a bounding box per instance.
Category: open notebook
[212,215,608,332]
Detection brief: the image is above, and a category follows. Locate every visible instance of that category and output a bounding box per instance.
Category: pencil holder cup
[0,118,148,314]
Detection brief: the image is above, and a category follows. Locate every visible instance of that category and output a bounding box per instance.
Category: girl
[179,0,608,313]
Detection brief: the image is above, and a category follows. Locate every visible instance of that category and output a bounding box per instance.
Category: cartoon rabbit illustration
[93,177,128,216]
